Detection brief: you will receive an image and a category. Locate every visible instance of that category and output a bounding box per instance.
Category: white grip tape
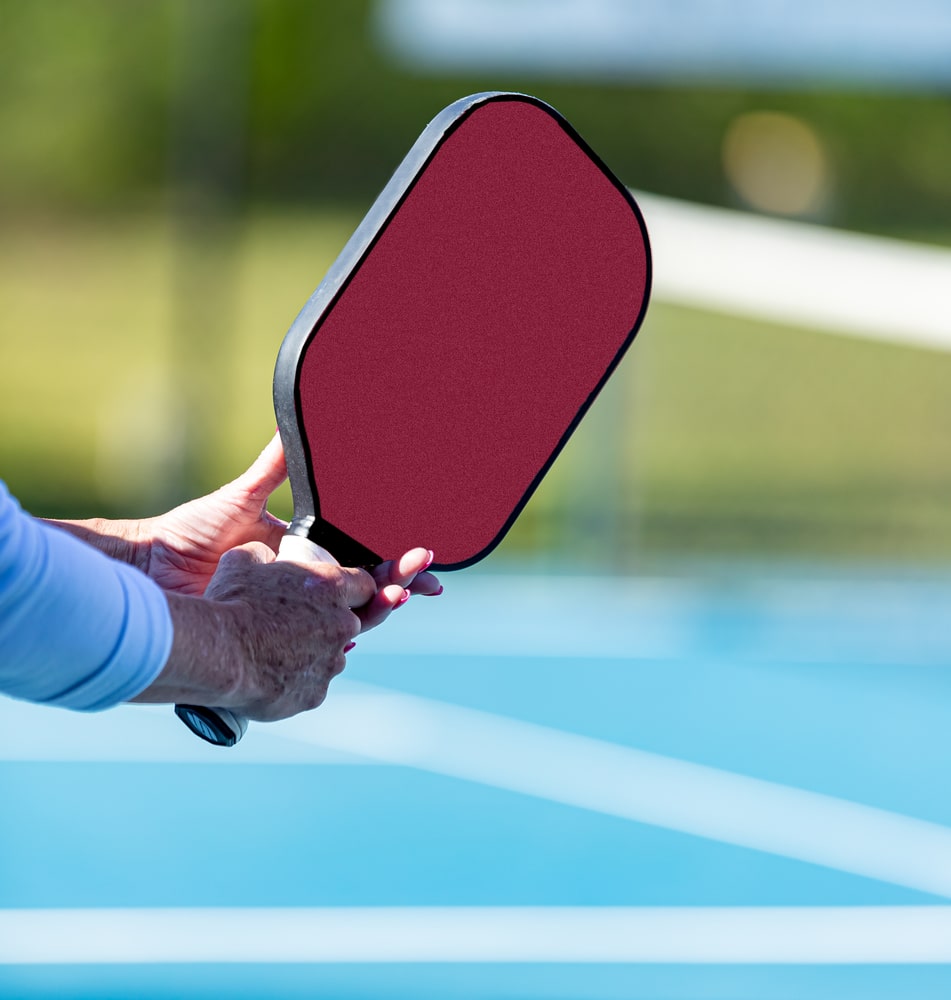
[278,534,338,566]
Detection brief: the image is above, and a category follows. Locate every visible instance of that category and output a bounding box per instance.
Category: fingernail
[344,641,356,653]
[429,585,444,596]
[423,549,434,570]
[397,590,411,606]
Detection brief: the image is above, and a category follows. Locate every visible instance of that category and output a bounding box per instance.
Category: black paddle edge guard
[284,515,382,571]
[273,91,653,573]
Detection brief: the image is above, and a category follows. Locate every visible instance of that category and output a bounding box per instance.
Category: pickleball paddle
[176,92,651,746]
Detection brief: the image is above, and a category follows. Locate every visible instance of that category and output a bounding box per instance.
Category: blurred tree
[0,0,948,236]
[0,0,173,211]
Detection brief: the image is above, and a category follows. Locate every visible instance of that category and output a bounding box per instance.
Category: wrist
[130,593,248,709]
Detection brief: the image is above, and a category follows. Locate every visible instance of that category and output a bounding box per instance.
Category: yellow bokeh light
[722,111,831,217]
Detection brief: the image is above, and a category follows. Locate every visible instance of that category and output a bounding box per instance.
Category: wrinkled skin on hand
[128,435,443,721]
[143,434,442,630]
[196,541,372,721]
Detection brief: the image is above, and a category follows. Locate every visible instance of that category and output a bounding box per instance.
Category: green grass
[629,305,951,560]
[3,209,951,566]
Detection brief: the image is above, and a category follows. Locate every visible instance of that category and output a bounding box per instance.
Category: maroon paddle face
[275,93,651,570]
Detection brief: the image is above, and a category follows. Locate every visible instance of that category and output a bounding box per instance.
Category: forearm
[130,593,247,709]
[42,516,152,572]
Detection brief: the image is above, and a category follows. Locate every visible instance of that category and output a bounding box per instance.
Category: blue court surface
[2,566,951,999]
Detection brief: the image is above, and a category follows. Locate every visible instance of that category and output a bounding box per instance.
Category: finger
[264,510,289,531]
[258,512,289,554]
[236,510,289,554]
[373,547,434,588]
[407,570,443,597]
[232,433,288,504]
[338,565,378,612]
[356,583,409,632]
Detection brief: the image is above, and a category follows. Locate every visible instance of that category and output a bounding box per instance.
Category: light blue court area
[3,567,951,998]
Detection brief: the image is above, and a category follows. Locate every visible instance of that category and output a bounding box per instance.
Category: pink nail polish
[398,590,411,606]
[344,641,356,653]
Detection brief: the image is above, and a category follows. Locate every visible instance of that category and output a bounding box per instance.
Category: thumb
[231,433,288,504]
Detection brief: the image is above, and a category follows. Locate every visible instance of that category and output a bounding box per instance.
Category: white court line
[272,681,951,899]
[639,192,951,351]
[2,906,951,964]
[5,680,951,898]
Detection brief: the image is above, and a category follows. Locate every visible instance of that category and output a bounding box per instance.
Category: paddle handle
[174,535,336,747]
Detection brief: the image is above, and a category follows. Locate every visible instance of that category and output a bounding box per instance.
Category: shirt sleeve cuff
[41,560,174,711]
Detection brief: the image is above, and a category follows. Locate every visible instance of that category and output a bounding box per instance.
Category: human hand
[359,546,444,631]
[143,435,444,614]
[142,434,290,596]
[131,437,444,722]
[139,538,444,724]
[136,541,376,722]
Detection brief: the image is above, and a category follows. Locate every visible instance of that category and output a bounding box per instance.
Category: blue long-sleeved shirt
[0,481,172,710]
